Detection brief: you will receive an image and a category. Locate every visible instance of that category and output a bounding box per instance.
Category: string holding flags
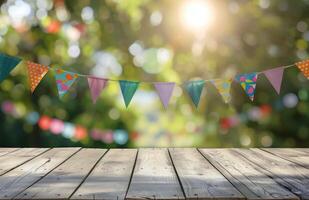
[0,52,308,109]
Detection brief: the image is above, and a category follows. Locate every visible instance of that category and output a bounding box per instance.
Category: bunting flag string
[0,52,308,109]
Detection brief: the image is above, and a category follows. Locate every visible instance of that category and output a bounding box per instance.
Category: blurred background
[0,0,308,148]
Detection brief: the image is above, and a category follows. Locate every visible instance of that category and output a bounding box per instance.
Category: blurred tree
[0,0,308,148]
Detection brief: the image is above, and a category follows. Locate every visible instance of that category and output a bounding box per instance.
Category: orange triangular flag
[26,61,49,92]
[296,60,309,79]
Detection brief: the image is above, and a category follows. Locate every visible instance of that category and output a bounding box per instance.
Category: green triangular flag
[0,53,22,82]
[119,80,139,108]
[185,80,205,107]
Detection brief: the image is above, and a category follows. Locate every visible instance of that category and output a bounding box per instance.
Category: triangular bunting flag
[119,80,139,108]
[211,78,233,103]
[26,61,49,93]
[184,80,205,107]
[153,82,175,108]
[235,73,258,101]
[296,60,309,79]
[87,77,108,104]
[0,53,22,82]
[55,69,78,98]
[263,67,284,94]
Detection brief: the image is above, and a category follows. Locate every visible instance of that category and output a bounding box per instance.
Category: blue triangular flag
[119,80,139,108]
[0,53,22,82]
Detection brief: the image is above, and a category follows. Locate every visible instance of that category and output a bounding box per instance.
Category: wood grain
[14,148,106,200]
[262,148,309,168]
[0,148,80,199]
[0,148,19,157]
[236,148,309,200]
[0,148,49,176]
[199,148,298,200]
[71,149,137,200]
[169,148,244,200]
[126,148,185,200]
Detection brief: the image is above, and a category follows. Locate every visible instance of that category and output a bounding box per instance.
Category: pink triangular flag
[153,82,175,108]
[87,77,108,103]
[263,67,284,94]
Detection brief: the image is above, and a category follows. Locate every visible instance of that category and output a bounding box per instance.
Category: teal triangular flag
[0,53,22,82]
[185,80,205,107]
[119,80,139,108]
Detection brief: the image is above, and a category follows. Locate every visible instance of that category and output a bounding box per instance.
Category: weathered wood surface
[71,149,137,200]
[126,148,185,200]
[0,148,19,157]
[0,148,80,199]
[15,148,106,199]
[0,148,307,200]
[199,148,298,200]
[262,148,309,168]
[235,148,309,200]
[169,148,244,200]
[0,148,49,176]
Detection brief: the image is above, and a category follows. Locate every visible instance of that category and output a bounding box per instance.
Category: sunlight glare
[181,0,215,31]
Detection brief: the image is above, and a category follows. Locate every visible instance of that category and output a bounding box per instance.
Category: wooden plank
[71,149,137,200]
[235,148,309,200]
[0,148,19,157]
[199,148,298,200]
[15,148,107,200]
[169,148,244,200]
[0,148,80,199]
[0,148,49,176]
[126,148,185,200]
[262,148,309,168]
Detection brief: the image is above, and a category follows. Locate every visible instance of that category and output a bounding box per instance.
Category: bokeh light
[180,0,215,31]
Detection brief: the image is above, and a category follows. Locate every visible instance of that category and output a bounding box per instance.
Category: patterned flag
[153,82,175,108]
[88,77,108,104]
[119,80,139,108]
[295,60,309,79]
[0,53,22,82]
[211,78,233,103]
[184,80,205,107]
[235,73,258,101]
[263,67,284,94]
[55,69,78,98]
[26,61,49,93]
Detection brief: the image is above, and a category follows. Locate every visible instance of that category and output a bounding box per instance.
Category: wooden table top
[0,148,308,200]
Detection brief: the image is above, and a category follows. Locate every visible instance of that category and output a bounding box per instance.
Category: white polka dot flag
[296,60,309,79]
[26,61,49,93]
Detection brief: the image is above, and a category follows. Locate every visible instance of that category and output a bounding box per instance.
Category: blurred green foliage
[0,0,308,148]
